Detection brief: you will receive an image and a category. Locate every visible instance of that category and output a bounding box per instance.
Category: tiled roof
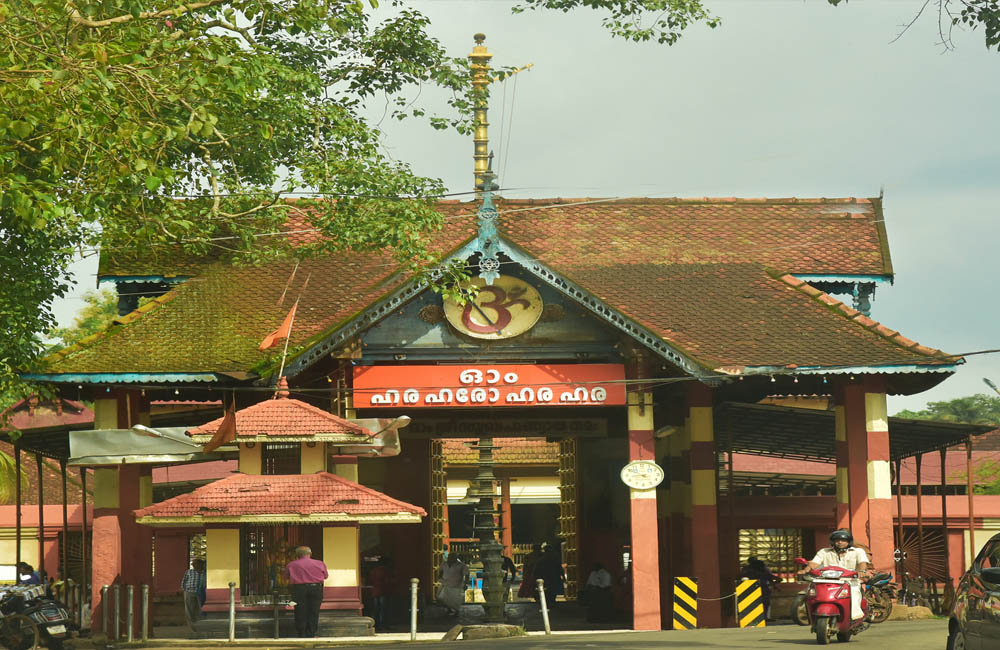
[558,262,948,370]
[442,438,559,465]
[187,395,372,441]
[1,397,93,431]
[134,472,426,523]
[40,196,946,377]
[99,197,891,278]
[502,197,892,276]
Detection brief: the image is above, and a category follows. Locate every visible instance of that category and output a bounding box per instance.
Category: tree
[47,290,118,352]
[829,1,1000,52]
[893,393,1000,425]
[0,0,719,400]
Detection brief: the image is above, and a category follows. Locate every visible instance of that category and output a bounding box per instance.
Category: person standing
[282,546,329,637]
[180,559,206,635]
[436,554,469,616]
[741,557,778,620]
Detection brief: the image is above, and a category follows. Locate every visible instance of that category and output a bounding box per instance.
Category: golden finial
[469,34,493,192]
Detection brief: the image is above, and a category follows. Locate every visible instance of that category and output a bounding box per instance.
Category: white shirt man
[808,544,870,620]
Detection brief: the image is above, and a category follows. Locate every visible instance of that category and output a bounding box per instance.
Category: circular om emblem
[443,276,544,340]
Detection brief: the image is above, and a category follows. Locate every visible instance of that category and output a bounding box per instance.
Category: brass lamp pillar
[469,33,493,192]
[470,437,505,622]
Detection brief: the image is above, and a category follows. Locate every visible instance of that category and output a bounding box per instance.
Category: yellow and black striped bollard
[672,577,698,629]
[736,579,766,628]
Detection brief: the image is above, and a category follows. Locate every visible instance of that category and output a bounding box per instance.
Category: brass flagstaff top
[469,33,493,192]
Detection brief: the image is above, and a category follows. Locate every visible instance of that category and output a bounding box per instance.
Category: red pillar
[627,386,661,630]
[687,382,721,628]
[842,378,894,571]
[833,391,850,530]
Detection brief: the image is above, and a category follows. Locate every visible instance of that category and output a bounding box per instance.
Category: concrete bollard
[536,579,551,635]
[229,582,237,643]
[101,585,109,638]
[126,584,134,642]
[409,578,419,641]
[112,584,121,641]
[141,584,149,641]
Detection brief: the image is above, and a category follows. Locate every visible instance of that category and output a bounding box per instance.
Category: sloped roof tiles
[41,197,947,377]
[134,472,426,522]
[187,395,372,440]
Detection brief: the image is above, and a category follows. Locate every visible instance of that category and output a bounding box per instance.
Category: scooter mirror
[794,557,808,566]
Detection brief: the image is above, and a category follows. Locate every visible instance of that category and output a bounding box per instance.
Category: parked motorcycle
[865,572,896,624]
[0,584,77,650]
[801,564,870,644]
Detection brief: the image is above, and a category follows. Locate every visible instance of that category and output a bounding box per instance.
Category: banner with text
[352,364,626,408]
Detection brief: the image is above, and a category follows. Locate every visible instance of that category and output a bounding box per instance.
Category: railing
[101,583,150,642]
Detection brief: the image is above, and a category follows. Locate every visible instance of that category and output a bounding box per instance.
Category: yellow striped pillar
[842,377,893,572]
[688,382,721,628]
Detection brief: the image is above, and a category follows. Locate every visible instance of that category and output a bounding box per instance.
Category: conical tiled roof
[187,394,372,442]
[134,472,425,525]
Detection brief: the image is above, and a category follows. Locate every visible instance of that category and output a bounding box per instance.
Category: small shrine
[133,389,424,637]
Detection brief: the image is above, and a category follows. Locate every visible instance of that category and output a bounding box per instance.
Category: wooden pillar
[627,386,661,629]
[36,454,45,580]
[842,378,893,571]
[916,454,925,577]
[688,382,721,628]
[61,459,69,582]
[80,468,89,598]
[940,448,950,584]
[15,443,21,584]
[500,477,513,556]
[895,458,905,577]
[966,438,976,561]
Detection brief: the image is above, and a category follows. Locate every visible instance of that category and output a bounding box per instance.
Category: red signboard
[352,364,626,408]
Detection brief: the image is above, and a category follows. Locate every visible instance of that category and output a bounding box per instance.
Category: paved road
[327,619,947,649]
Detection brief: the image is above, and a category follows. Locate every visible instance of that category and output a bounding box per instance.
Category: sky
[53,0,1000,414]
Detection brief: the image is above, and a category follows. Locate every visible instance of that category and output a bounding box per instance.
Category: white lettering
[403,389,419,404]
[471,388,487,403]
[591,387,607,402]
[503,372,519,384]
[485,369,500,384]
[460,369,483,385]
[455,388,469,403]
[537,387,553,402]
[488,388,500,403]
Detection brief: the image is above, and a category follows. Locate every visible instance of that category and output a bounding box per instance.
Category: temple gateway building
[21,37,983,633]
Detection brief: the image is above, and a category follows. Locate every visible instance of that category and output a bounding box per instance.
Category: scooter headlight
[821,569,844,579]
[806,585,817,597]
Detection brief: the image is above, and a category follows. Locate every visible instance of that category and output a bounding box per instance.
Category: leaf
[10,121,32,138]
[145,175,161,191]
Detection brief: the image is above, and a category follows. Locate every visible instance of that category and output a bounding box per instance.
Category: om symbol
[461,286,530,334]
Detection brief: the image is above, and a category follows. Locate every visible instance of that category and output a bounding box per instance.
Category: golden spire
[469,33,493,192]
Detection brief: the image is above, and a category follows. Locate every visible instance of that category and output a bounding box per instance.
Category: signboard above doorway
[352,363,626,408]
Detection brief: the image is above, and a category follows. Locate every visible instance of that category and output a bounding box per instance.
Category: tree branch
[66,0,226,28]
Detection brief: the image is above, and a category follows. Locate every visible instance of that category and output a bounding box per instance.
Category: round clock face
[620,460,665,490]
[443,276,544,340]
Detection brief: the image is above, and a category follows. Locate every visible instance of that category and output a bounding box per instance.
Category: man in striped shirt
[180,559,206,634]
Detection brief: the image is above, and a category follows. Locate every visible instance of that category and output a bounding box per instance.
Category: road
[328,619,947,649]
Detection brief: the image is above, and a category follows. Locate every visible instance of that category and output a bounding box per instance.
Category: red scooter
[796,558,870,644]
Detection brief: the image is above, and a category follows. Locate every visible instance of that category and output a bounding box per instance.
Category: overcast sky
[55,0,1000,413]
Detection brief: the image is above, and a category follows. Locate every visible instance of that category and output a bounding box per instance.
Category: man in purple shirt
[282,546,329,637]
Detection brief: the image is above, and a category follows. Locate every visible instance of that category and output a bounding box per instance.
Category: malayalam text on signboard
[352,364,626,408]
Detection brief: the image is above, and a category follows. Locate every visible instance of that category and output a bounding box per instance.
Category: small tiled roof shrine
[134,472,426,525]
[187,394,373,443]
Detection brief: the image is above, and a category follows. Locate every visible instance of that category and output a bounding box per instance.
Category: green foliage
[0,0,719,400]
[893,393,1000,425]
[829,1,1000,52]
[48,290,118,351]
[0,450,27,505]
[971,458,1000,495]
[513,0,719,45]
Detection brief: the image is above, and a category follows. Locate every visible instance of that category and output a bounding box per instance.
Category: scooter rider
[803,529,870,621]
